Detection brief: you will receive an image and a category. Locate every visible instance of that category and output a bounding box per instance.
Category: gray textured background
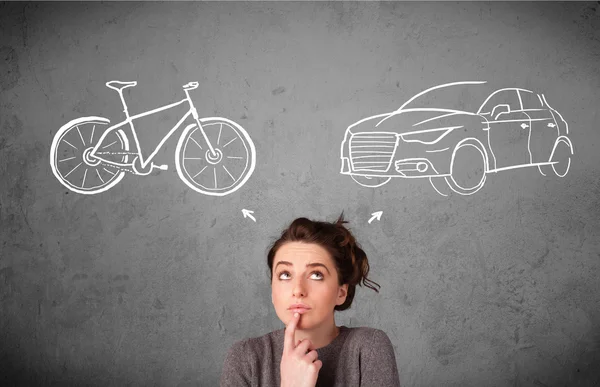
[1,1,600,386]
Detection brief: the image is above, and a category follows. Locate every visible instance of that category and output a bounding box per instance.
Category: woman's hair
[267,212,380,311]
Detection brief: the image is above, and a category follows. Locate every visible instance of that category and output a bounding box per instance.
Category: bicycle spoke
[64,162,83,178]
[90,125,95,144]
[213,168,217,188]
[96,169,105,183]
[217,123,223,145]
[184,157,203,160]
[193,165,208,179]
[226,156,243,159]
[103,167,116,176]
[82,168,88,188]
[189,136,203,150]
[222,165,234,181]
[223,137,237,148]
[63,139,78,150]
[76,126,86,146]
[59,156,76,162]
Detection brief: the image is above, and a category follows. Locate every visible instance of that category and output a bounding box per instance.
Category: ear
[336,284,348,306]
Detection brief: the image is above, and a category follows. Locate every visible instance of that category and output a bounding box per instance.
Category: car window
[518,89,544,110]
[478,89,521,115]
[399,83,488,113]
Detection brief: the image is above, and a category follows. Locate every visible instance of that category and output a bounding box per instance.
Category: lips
[288,304,311,314]
[289,303,311,309]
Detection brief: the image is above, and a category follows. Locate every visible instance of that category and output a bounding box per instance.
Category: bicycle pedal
[153,163,169,171]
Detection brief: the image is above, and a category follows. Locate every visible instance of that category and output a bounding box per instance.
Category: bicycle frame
[90,90,202,170]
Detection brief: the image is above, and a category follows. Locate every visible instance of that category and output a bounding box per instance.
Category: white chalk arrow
[368,211,383,224]
[242,209,256,222]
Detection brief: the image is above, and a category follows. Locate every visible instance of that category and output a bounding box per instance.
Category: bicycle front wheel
[175,117,256,196]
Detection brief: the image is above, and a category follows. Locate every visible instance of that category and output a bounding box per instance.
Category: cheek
[271,285,283,304]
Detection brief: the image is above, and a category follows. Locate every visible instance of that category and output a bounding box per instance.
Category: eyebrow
[274,261,331,274]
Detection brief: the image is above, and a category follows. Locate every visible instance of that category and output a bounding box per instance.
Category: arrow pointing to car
[368,211,383,224]
[242,209,256,222]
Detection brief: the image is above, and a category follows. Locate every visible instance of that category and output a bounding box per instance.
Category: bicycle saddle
[106,80,137,91]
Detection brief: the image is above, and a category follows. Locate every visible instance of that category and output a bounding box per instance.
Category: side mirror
[492,104,510,119]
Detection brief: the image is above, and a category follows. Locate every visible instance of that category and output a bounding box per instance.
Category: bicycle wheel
[50,116,130,194]
[175,117,256,196]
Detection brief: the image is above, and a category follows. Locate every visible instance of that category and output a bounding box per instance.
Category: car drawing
[340,81,573,196]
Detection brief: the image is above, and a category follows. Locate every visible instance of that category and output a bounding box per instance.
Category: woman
[220,214,401,387]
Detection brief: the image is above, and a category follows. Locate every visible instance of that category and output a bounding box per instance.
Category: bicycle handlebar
[183,82,199,90]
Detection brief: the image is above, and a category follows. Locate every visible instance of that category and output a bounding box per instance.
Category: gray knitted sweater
[220,325,401,387]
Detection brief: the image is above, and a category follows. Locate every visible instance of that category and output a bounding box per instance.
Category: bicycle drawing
[50,80,256,196]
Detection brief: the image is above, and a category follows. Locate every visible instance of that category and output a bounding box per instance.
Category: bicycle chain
[95,151,137,174]
[96,151,137,156]
[99,161,134,174]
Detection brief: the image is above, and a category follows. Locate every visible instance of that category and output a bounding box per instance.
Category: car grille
[350,132,398,172]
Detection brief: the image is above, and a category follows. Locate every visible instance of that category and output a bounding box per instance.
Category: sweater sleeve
[360,329,401,387]
[220,340,252,387]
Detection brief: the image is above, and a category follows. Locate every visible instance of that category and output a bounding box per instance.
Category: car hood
[347,108,476,134]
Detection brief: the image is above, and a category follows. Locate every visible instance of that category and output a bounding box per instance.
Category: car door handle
[521,123,529,129]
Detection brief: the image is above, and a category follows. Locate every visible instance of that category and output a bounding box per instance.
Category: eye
[277,271,324,281]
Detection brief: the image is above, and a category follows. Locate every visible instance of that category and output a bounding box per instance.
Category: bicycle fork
[183,82,218,158]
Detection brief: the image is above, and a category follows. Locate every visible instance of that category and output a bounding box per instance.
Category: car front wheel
[351,175,391,188]
[444,139,488,195]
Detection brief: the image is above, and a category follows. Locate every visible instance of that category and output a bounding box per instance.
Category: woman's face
[271,241,348,329]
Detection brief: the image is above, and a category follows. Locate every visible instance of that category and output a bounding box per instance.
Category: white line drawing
[50,81,256,196]
[242,209,256,222]
[340,81,573,196]
[368,211,383,224]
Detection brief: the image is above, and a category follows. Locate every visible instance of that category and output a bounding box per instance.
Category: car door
[518,90,558,164]
[481,89,532,171]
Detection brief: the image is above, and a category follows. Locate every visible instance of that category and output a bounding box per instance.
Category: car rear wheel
[538,138,572,177]
[444,139,487,195]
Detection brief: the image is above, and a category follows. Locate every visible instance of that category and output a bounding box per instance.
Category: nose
[292,278,307,298]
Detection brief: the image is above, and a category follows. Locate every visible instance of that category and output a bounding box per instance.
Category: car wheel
[429,176,452,197]
[351,175,391,188]
[444,139,488,195]
[538,138,572,177]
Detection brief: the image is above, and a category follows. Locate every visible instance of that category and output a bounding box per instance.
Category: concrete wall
[1,2,599,386]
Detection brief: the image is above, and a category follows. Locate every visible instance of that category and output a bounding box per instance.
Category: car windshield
[399,82,490,113]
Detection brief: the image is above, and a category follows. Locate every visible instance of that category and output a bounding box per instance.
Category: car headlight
[400,127,459,145]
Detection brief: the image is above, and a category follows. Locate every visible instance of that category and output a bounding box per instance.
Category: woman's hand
[280,312,322,387]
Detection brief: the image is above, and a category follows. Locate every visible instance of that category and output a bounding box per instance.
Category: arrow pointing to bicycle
[368,211,383,224]
[242,209,256,222]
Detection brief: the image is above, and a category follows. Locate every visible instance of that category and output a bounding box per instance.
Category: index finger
[283,312,300,351]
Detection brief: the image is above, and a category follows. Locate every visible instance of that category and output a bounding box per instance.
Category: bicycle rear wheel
[175,117,256,196]
[50,117,129,194]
